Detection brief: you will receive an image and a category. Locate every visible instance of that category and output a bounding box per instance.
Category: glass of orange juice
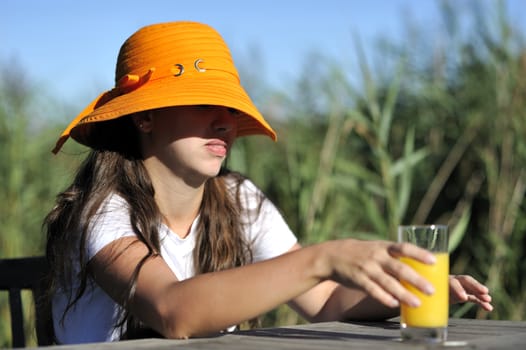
[398,225,449,343]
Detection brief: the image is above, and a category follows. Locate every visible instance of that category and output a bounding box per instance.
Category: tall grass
[0,64,74,346]
[233,0,525,324]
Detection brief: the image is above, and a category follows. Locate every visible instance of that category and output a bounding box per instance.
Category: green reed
[233,0,525,325]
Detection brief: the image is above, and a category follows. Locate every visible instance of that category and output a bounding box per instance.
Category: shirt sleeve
[86,194,136,261]
[237,180,298,262]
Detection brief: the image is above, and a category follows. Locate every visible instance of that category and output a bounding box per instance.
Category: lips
[205,139,228,157]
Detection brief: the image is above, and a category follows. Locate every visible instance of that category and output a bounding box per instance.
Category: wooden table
[25,318,526,349]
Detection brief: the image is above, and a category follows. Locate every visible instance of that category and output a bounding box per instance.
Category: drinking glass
[398,225,449,343]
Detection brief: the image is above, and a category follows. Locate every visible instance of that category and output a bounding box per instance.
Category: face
[139,105,239,183]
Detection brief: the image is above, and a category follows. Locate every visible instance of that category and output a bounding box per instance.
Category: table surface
[25,318,526,350]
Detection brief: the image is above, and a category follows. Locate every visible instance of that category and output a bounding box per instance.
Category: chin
[196,159,225,178]
[202,166,223,178]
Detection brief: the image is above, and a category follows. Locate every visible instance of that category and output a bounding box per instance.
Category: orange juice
[400,253,449,327]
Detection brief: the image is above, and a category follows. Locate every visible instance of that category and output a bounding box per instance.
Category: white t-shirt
[52,179,297,344]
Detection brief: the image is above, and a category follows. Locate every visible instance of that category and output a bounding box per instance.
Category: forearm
[137,243,329,338]
[319,285,399,321]
[289,281,398,323]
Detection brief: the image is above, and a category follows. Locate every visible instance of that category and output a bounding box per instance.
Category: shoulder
[90,193,130,224]
[86,193,135,259]
[221,171,262,196]
[221,172,265,209]
[221,174,298,259]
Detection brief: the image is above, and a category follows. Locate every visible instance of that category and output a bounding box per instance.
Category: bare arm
[90,237,327,339]
[90,237,438,339]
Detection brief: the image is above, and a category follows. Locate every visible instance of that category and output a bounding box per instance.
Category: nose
[211,108,237,134]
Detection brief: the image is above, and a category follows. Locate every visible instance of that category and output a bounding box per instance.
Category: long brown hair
[43,113,259,340]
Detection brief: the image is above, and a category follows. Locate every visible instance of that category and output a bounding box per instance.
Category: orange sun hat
[52,21,277,154]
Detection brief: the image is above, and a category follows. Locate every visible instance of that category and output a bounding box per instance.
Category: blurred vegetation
[1,0,525,346]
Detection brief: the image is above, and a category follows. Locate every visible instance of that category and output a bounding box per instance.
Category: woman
[45,21,492,344]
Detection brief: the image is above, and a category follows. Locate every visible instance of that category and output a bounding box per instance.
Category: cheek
[151,140,194,172]
[153,120,185,141]
[160,122,210,142]
[167,138,204,162]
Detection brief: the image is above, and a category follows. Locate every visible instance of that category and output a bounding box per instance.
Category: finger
[450,275,493,306]
[388,243,436,265]
[449,277,469,303]
[388,259,435,298]
[448,276,494,311]
[351,271,402,308]
[365,261,423,308]
[449,276,493,302]
[478,294,492,302]
[452,275,490,295]
[465,295,494,312]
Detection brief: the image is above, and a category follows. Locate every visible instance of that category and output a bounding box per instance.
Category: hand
[323,240,436,309]
[449,275,493,311]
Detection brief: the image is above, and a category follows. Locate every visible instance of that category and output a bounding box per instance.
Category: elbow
[158,312,194,339]
[141,290,225,339]
[133,302,190,339]
[157,309,219,340]
[163,325,191,340]
[163,323,219,340]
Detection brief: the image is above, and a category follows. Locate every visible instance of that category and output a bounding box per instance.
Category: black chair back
[0,256,53,347]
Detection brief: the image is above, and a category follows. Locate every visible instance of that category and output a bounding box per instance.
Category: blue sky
[1,0,525,107]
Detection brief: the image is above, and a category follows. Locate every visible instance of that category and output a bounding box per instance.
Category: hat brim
[70,74,276,147]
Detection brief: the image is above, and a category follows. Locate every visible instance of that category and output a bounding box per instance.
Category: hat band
[52,57,247,154]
